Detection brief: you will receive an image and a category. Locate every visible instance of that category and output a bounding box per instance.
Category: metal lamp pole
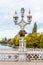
[13,8,32,52]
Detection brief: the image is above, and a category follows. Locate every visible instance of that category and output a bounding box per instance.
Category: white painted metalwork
[13,8,32,52]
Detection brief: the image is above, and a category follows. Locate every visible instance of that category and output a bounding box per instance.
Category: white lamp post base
[18,37,27,52]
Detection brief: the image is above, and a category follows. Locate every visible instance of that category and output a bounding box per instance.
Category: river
[0,44,12,49]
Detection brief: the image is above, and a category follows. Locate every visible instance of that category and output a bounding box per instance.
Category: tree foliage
[0,22,43,48]
[32,22,37,33]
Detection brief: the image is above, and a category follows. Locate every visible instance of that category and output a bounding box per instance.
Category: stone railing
[27,48,43,52]
[0,53,19,61]
[0,48,43,61]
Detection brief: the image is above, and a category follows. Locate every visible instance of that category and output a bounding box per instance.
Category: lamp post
[13,8,32,52]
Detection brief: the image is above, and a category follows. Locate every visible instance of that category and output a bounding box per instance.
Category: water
[0,44,12,49]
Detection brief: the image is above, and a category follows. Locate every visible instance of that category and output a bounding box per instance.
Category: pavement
[0,61,43,65]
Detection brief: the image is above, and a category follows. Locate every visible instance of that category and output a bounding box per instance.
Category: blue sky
[0,0,43,39]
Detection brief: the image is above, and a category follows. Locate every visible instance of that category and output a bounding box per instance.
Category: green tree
[25,32,40,48]
[13,34,21,46]
[7,39,14,45]
[39,34,43,48]
[32,22,37,33]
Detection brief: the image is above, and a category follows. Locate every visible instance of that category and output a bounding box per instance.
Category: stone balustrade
[0,48,43,61]
[27,48,43,51]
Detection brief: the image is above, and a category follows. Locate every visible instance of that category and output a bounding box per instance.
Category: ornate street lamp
[27,10,32,23]
[13,8,32,30]
[13,11,18,24]
[13,8,32,52]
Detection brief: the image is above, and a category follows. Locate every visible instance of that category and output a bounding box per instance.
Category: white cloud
[0,0,43,38]
[37,28,43,33]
